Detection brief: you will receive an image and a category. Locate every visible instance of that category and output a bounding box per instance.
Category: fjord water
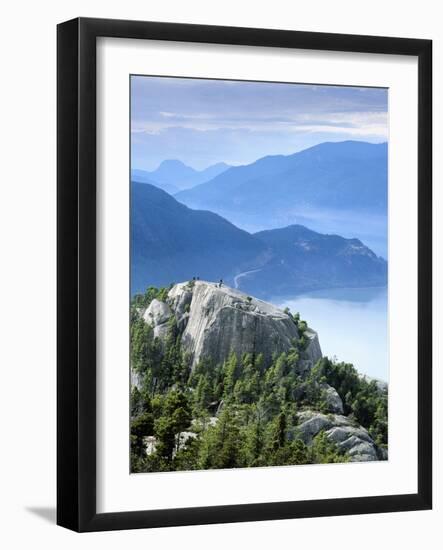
[274,286,388,382]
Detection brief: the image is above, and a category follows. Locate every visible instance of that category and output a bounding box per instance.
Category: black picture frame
[57,17,432,532]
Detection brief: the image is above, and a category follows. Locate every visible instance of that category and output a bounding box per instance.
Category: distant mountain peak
[208,161,230,169]
[132,160,231,192]
[158,158,190,167]
[157,158,194,170]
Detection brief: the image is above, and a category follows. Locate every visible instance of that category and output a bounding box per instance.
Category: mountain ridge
[176,141,387,203]
[132,160,230,192]
[175,141,388,256]
[131,181,266,293]
[131,182,387,297]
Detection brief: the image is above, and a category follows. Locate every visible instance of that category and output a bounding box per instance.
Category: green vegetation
[132,285,173,308]
[311,357,388,447]
[130,287,387,473]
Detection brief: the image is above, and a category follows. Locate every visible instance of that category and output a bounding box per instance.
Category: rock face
[304,328,322,364]
[319,384,344,414]
[295,410,384,462]
[144,281,322,369]
[143,299,173,339]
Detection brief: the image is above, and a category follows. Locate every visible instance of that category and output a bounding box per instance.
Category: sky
[131,76,388,171]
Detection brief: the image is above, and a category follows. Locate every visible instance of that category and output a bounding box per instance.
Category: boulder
[345,440,379,462]
[296,411,334,443]
[143,299,172,338]
[320,384,344,414]
[143,298,172,325]
[326,425,372,445]
[295,410,382,462]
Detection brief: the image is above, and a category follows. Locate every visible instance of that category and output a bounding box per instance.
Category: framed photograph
[57,17,432,532]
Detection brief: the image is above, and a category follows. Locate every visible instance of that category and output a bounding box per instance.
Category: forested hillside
[130,283,388,472]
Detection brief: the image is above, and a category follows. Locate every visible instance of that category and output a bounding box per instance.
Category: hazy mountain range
[131,181,387,297]
[175,141,388,257]
[131,159,230,195]
[131,181,265,294]
[176,141,387,213]
[245,224,387,297]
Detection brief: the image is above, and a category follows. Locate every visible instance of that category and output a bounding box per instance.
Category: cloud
[292,111,388,138]
[130,76,388,169]
[132,111,388,139]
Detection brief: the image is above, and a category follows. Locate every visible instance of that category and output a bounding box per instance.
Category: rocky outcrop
[294,410,385,462]
[303,328,322,364]
[143,299,172,338]
[144,281,322,369]
[135,281,387,464]
[319,384,344,414]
